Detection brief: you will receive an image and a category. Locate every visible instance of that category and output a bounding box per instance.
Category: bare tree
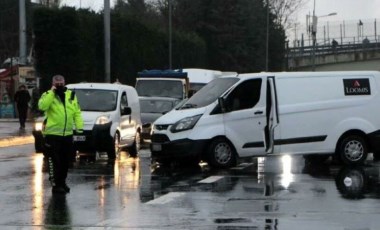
[269,0,309,30]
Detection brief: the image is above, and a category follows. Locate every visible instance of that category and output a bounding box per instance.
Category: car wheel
[114,132,121,158]
[106,134,117,159]
[129,131,141,157]
[339,135,368,165]
[207,138,237,169]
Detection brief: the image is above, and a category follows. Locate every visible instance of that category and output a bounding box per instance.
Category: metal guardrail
[287,42,380,58]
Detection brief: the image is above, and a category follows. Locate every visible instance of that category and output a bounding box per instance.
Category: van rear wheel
[207,138,237,169]
[339,135,368,165]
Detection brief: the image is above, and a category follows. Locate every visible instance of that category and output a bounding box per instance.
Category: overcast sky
[296,0,380,23]
[56,0,380,23]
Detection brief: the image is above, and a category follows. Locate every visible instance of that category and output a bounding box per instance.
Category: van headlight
[34,121,43,131]
[95,115,111,125]
[170,114,202,133]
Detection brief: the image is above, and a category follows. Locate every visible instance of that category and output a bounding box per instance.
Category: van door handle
[254,110,263,115]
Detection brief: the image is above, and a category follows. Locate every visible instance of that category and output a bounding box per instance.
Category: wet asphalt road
[1,143,380,229]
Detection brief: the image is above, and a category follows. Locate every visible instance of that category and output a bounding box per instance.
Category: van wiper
[180,103,197,109]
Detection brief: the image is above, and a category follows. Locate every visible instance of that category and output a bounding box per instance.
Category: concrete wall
[288,49,380,71]
[295,59,380,71]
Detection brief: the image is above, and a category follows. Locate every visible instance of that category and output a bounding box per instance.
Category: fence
[288,18,380,48]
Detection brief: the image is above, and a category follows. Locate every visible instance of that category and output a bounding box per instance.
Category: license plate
[73,135,86,141]
[152,143,162,151]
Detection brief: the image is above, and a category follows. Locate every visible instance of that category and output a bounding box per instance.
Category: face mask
[55,85,65,94]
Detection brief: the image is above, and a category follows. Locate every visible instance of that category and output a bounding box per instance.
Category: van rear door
[264,77,279,153]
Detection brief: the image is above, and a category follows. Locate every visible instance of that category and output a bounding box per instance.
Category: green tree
[33,7,82,91]
[33,5,206,88]
[162,0,286,72]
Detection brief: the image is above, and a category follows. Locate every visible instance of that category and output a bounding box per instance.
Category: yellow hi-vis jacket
[38,89,84,136]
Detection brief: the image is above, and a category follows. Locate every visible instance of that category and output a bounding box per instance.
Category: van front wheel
[339,135,368,165]
[128,131,141,157]
[114,132,121,158]
[207,138,237,169]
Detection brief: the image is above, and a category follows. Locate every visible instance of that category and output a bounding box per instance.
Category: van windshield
[179,77,239,109]
[74,89,118,112]
[136,80,183,99]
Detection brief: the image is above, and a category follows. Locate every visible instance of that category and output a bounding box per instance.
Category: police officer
[38,75,83,194]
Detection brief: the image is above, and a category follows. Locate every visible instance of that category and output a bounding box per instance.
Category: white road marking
[198,175,224,184]
[146,192,186,205]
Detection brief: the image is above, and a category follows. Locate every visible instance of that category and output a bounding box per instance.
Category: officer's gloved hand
[74,129,83,135]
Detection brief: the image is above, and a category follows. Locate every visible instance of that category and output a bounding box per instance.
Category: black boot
[52,186,67,194]
[63,184,70,193]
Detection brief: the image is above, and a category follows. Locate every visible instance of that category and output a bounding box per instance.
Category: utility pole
[265,0,269,71]
[168,0,172,69]
[104,0,111,83]
[311,0,316,71]
[19,0,27,65]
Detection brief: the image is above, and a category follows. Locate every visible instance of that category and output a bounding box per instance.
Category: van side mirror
[218,97,226,113]
[122,107,132,115]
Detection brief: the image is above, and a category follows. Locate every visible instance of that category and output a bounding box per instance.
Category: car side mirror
[218,97,226,113]
[122,107,132,115]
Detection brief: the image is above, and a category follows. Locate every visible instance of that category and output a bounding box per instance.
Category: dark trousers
[44,135,73,187]
[17,105,28,128]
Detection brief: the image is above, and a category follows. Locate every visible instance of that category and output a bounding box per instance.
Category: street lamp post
[168,0,172,69]
[265,0,269,71]
[311,0,317,71]
[104,0,111,83]
[308,0,337,71]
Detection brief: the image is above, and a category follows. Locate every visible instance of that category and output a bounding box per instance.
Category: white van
[66,82,142,158]
[150,71,380,168]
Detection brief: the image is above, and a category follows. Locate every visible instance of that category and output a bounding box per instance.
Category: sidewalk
[0,119,34,147]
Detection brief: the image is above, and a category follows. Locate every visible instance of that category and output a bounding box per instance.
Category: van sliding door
[265,77,279,153]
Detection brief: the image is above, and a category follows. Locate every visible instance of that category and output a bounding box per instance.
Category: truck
[136,69,189,100]
[150,71,380,168]
[182,68,237,96]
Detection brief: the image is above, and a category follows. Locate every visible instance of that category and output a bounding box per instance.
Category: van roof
[66,82,134,91]
[182,68,238,83]
[237,71,380,79]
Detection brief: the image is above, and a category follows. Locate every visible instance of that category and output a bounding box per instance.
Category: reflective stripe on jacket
[38,89,83,136]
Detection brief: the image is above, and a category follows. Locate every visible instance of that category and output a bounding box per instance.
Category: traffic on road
[1,141,380,229]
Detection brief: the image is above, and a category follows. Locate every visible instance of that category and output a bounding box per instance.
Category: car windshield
[136,80,183,99]
[140,99,177,114]
[74,89,118,112]
[179,77,239,109]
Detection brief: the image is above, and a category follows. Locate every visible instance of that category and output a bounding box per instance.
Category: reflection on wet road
[1,144,380,229]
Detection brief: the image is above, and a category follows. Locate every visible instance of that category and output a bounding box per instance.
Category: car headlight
[34,122,43,131]
[95,115,111,125]
[170,114,202,133]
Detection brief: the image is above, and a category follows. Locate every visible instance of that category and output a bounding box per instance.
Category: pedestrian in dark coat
[14,84,31,129]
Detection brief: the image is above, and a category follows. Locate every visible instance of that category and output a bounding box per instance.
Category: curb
[0,135,34,148]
